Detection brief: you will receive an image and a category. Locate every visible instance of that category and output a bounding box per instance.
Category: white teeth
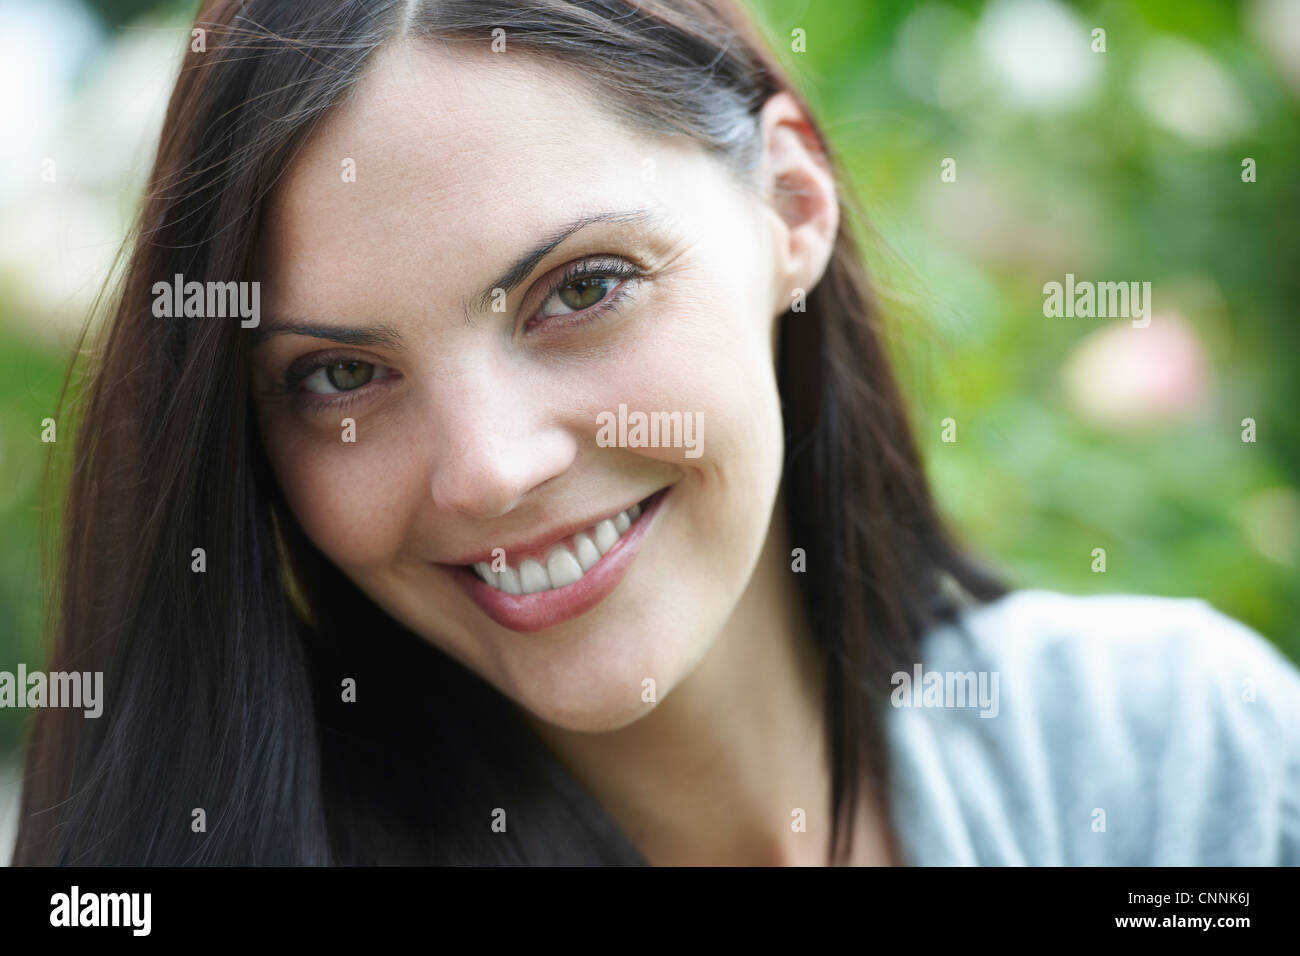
[546,547,584,589]
[574,533,601,571]
[593,519,619,554]
[470,497,652,594]
[519,559,550,594]
[474,560,522,594]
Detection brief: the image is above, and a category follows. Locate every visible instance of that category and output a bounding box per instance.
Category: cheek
[579,267,784,590]
[261,415,427,571]
[599,266,783,479]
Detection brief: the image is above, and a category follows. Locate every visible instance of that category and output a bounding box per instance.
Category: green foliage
[0,319,66,755]
[747,0,1300,660]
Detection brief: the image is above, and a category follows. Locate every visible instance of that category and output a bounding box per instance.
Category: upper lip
[438,488,662,567]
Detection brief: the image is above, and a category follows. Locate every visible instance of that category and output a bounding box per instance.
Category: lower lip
[448,488,669,633]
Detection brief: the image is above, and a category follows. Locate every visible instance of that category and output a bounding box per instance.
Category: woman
[15,0,1300,866]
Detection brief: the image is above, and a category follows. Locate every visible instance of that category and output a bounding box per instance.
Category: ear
[754,91,839,313]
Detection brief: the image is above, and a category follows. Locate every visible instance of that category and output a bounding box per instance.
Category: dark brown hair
[16,0,1003,865]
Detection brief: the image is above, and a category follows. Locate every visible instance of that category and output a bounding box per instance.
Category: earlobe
[756,91,840,305]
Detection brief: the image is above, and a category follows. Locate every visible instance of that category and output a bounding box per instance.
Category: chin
[508,675,662,734]
[495,624,703,734]
[521,694,662,735]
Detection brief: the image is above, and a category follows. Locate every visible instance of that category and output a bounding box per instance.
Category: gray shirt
[885,589,1300,865]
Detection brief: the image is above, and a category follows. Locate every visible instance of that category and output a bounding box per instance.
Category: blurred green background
[1,0,1298,855]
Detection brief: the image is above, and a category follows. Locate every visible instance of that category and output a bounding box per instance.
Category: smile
[448,486,670,632]
[471,498,646,594]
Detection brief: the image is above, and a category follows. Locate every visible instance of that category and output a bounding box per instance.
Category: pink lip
[447,487,669,633]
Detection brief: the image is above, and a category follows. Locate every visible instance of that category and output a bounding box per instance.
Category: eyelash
[279,353,394,414]
[525,256,641,333]
[281,256,642,412]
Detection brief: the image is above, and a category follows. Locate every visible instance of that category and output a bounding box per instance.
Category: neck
[521,496,860,865]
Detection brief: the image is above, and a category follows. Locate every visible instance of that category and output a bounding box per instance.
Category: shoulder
[928,589,1299,717]
[885,588,1300,865]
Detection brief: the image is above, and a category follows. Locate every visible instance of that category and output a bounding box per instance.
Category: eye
[300,359,389,395]
[532,256,641,325]
[539,275,620,317]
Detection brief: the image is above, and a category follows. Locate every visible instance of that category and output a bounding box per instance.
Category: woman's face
[252,41,829,732]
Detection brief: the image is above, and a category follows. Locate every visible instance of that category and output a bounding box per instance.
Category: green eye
[302,360,377,394]
[555,276,614,313]
[528,256,642,330]
[327,360,374,390]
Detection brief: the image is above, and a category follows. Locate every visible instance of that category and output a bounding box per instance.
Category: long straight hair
[15,0,1004,865]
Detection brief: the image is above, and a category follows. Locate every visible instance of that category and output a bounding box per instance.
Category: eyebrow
[251,323,405,348]
[254,206,664,346]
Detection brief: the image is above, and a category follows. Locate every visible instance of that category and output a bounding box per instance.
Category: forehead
[260,40,678,316]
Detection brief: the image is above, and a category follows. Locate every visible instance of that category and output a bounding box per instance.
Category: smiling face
[251,40,830,733]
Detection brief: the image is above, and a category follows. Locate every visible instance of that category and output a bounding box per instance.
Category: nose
[427,380,577,519]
